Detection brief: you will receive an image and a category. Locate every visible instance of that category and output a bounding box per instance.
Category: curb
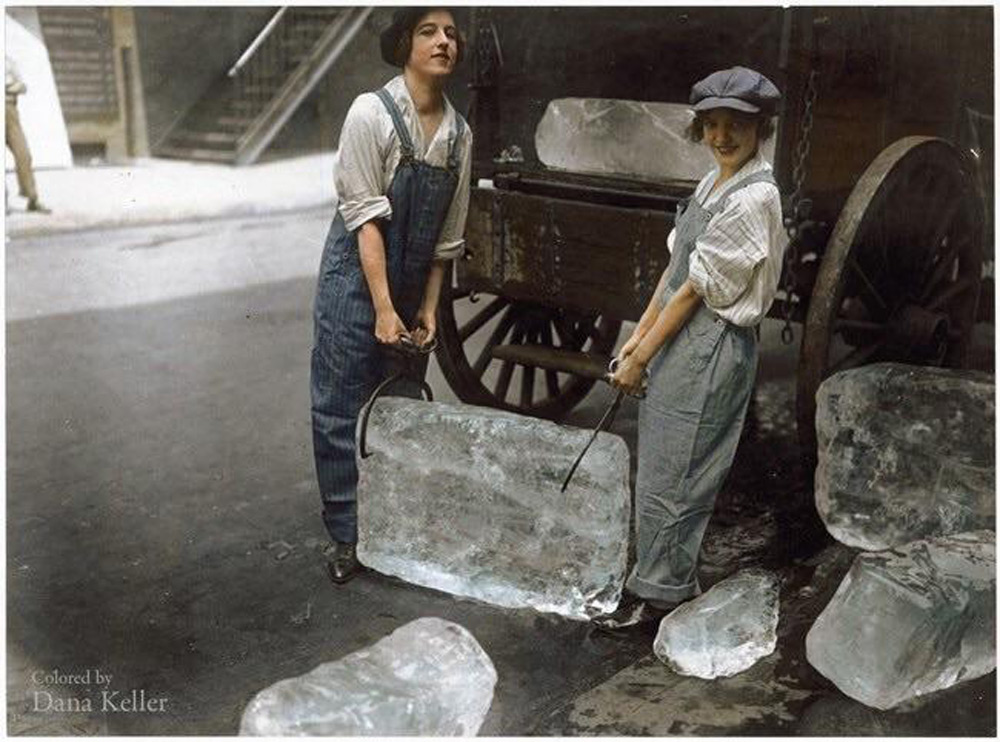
[6,198,336,239]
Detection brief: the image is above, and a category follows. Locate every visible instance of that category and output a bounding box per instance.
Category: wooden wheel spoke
[584,317,607,346]
[555,316,583,349]
[520,329,537,407]
[545,369,561,397]
[919,233,971,303]
[520,365,536,407]
[459,296,508,342]
[472,308,516,377]
[849,258,890,313]
[552,319,566,347]
[537,322,561,398]
[492,325,526,399]
[494,359,515,400]
[829,340,882,376]
[927,275,979,312]
[921,195,964,257]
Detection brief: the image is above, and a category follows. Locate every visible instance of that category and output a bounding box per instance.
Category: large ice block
[652,569,780,679]
[240,617,497,736]
[815,363,994,550]
[535,97,776,183]
[356,398,631,620]
[806,531,995,710]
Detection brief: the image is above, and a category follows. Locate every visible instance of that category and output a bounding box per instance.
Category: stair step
[156,145,237,164]
[180,117,253,136]
[211,118,257,133]
[168,130,240,146]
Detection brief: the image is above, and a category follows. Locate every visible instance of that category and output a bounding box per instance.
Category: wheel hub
[887,304,951,360]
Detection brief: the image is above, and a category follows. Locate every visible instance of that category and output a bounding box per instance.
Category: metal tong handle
[387,335,437,358]
[358,336,437,459]
[560,358,649,492]
[560,390,624,492]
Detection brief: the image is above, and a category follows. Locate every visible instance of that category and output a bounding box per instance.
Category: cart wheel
[436,285,622,420]
[797,136,984,454]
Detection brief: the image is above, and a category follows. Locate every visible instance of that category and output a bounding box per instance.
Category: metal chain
[780,67,819,344]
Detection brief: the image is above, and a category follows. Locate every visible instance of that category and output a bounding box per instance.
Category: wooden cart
[434,6,992,453]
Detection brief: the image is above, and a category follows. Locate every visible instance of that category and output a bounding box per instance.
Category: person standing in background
[6,56,48,213]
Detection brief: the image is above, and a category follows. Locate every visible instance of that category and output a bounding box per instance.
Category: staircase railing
[227,7,288,79]
[224,6,372,165]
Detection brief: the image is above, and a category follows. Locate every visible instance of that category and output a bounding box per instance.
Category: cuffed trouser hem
[625,572,701,605]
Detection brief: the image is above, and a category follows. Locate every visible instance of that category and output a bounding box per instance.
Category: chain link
[780,67,819,344]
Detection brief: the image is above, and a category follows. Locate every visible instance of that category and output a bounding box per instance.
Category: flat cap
[690,66,781,115]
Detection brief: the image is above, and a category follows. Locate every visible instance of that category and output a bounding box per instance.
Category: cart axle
[490,344,612,381]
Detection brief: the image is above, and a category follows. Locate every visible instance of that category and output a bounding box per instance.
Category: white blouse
[333,74,473,261]
[668,151,788,327]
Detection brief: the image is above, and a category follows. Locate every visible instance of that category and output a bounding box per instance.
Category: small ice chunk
[356,399,631,620]
[653,569,780,679]
[806,530,995,710]
[240,617,497,736]
[815,363,995,551]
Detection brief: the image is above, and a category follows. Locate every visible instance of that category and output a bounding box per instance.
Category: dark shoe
[325,541,359,584]
[592,593,678,633]
[26,198,50,214]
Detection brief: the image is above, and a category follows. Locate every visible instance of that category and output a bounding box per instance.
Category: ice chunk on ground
[356,398,631,620]
[806,530,995,710]
[815,363,995,551]
[240,617,497,736]
[535,97,776,183]
[653,568,780,679]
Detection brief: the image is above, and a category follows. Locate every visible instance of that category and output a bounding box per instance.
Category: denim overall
[626,169,778,604]
[311,87,465,544]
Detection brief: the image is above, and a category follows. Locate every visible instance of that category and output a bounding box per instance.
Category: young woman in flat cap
[600,66,787,628]
[311,8,471,584]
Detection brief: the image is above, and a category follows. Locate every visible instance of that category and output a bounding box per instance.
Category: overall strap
[374,87,415,161]
[446,112,466,172]
[706,170,779,216]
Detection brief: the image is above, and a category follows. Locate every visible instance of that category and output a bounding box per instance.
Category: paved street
[6,210,995,735]
[6,210,652,735]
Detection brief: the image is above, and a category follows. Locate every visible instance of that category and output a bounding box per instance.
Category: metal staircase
[155,6,371,165]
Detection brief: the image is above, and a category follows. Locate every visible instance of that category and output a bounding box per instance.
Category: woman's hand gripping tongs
[560,358,649,492]
[359,336,437,459]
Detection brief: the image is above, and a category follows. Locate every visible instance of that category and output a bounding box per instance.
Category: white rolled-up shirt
[667,151,788,327]
[333,74,473,261]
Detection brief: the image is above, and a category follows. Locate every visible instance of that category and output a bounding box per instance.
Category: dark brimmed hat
[690,67,781,115]
[380,8,430,67]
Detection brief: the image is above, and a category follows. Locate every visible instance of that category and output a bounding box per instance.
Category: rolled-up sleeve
[433,128,473,260]
[334,94,392,232]
[687,195,769,309]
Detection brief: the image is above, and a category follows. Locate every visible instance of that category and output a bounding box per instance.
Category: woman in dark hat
[599,67,787,628]
[311,8,471,584]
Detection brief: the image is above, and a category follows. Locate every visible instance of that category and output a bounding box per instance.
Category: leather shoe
[592,594,675,633]
[326,541,360,584]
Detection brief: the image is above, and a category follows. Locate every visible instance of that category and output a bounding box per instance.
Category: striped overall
[626,169,778,604]
[311,87,464,544]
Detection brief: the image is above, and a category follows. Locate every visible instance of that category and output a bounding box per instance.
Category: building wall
[5,8,73,168]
